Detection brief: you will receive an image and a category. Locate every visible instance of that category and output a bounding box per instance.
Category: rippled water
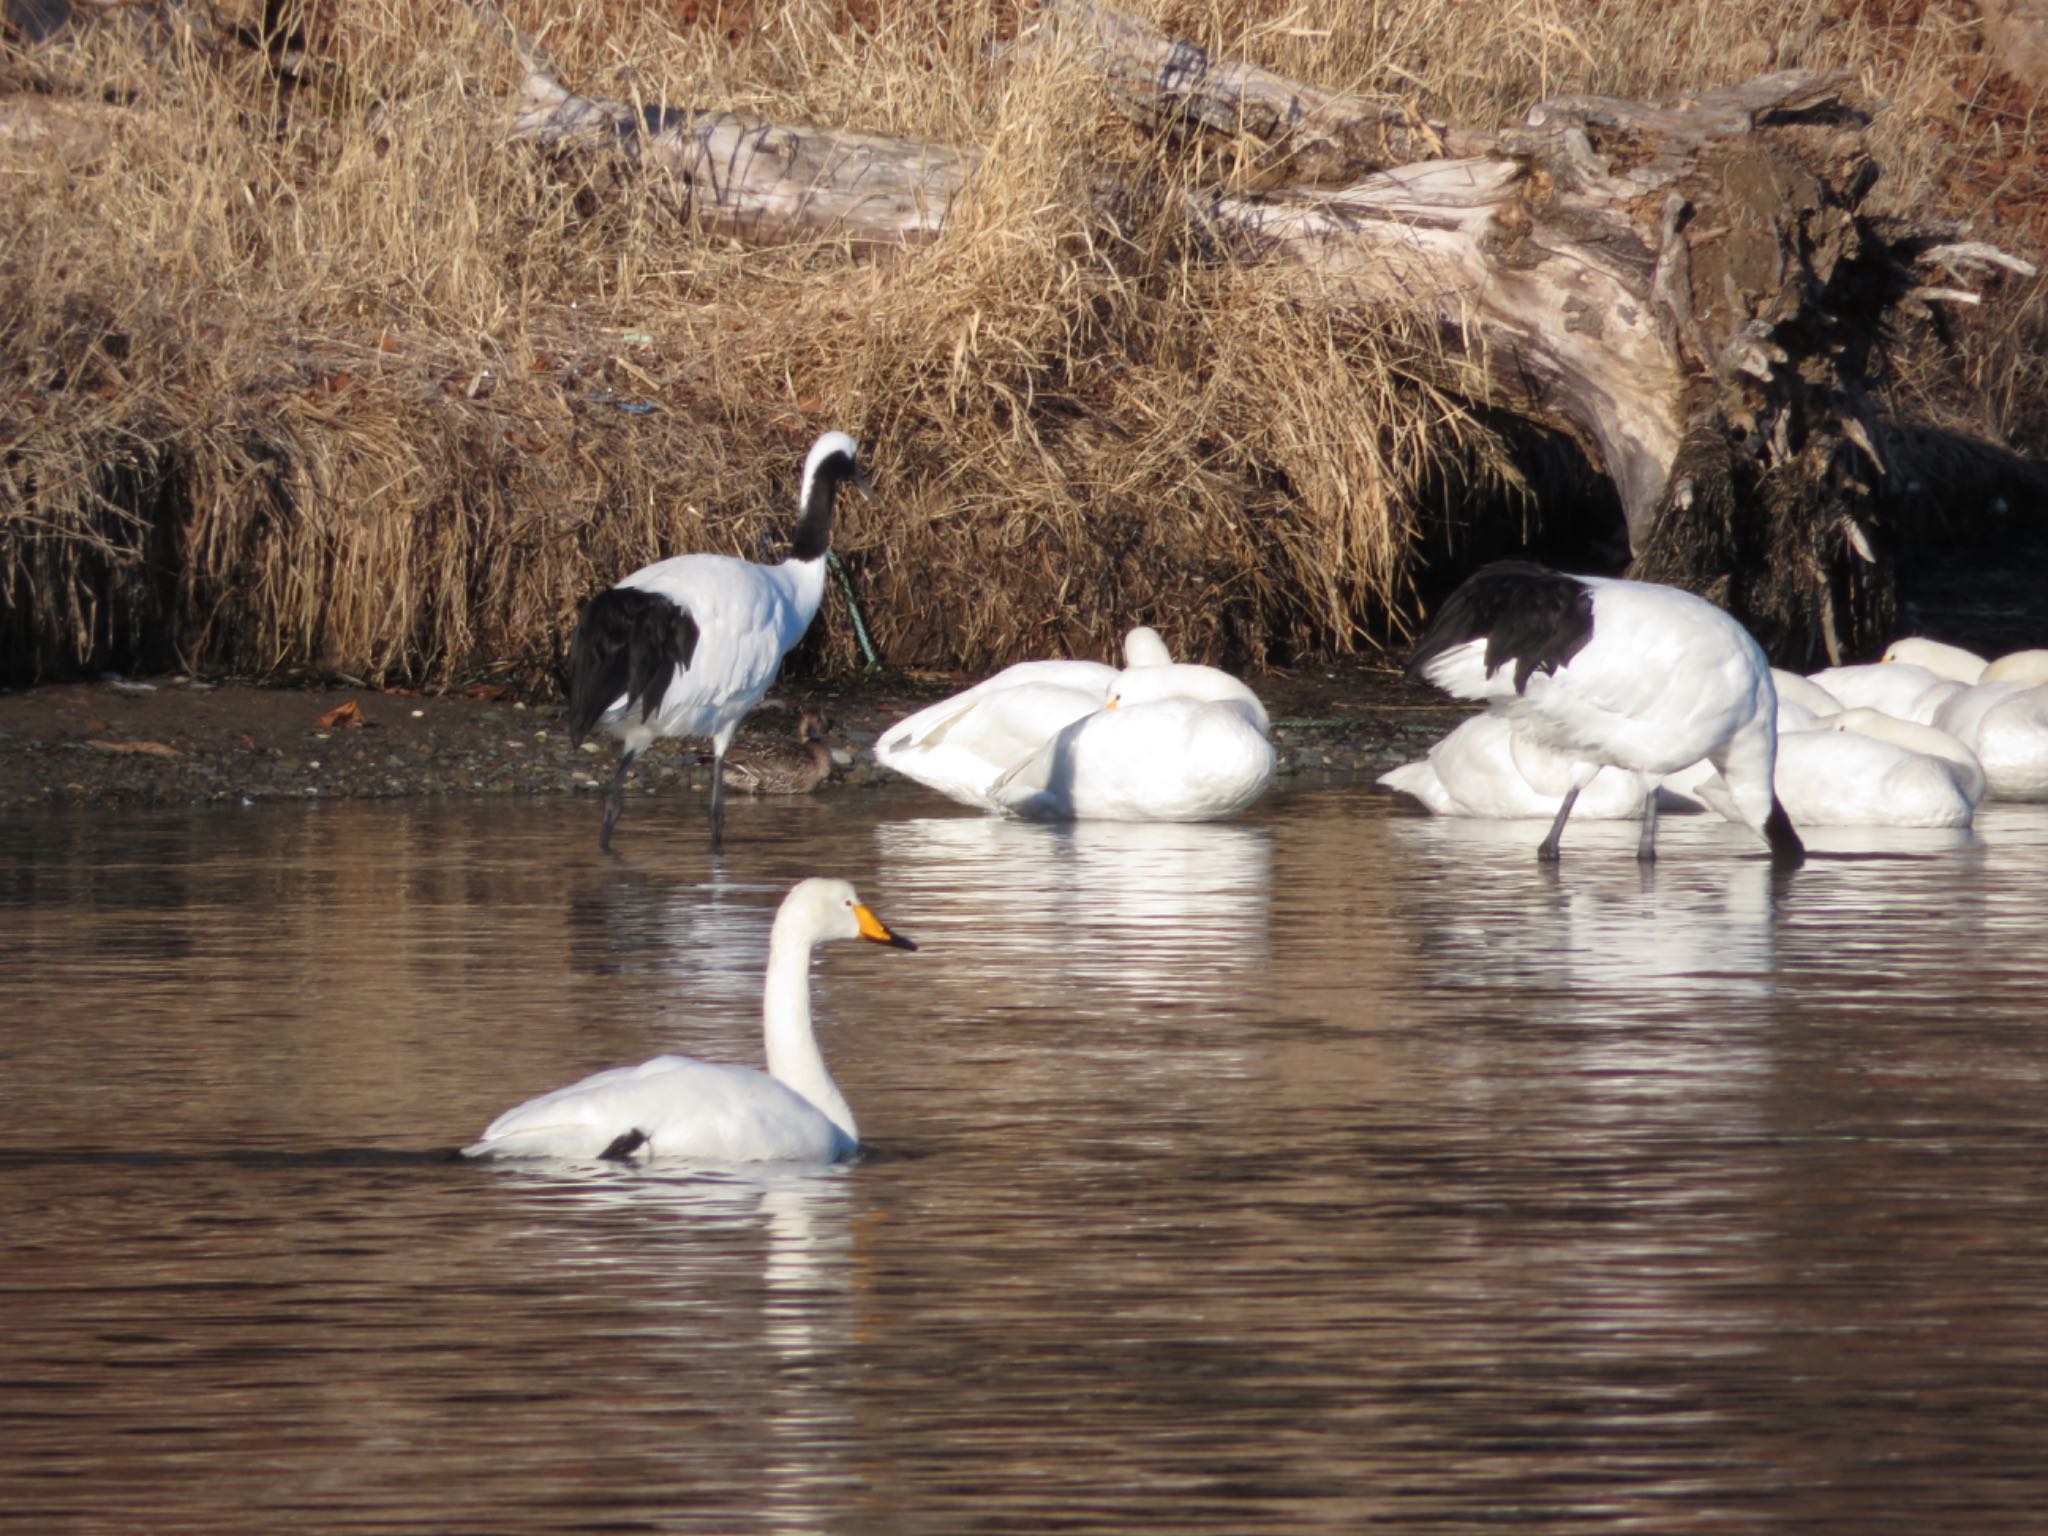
[6,785,2048,1533]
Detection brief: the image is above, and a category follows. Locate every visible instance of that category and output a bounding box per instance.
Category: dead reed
[0,0,2038,686]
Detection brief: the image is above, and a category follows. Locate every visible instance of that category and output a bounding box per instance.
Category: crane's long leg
[601,747,639,853]
[1536,784,1581,863]
[1636,784,1660,863]
[708,744,728,854]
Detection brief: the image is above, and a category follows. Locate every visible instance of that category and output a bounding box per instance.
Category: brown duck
[719,710,836,795]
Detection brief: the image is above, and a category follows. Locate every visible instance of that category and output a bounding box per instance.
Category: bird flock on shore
[466,429,2048,1168]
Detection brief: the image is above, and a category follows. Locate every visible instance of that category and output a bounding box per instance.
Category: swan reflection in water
[872,814,1275,1003]
[478,1164,859,1534]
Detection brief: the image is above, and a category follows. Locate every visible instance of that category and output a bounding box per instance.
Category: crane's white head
[803,431,871,501]
[791,432,874,562]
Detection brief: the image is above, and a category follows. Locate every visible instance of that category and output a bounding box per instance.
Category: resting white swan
[1772,669,1843,718]
[992,662,1275,822]
[1878,639,2048,687]
[1691,724,1977,828]
[1379,712,1662,819]
[464,878,916,1164]
[875,627,1172,810]
[1881,637,1988,683]
[1805,660,1954,722]
[1825,707,1986,805]
[1983,649,2048,685]
[1932,682,2048,800]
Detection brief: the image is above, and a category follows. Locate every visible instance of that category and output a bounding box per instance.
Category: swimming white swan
[566,432,872,851]
[875,626,1172,811]
[1405,561,1803,865]
[1379,712,1661,820]
[464,878,916,1164]
[992,662,1276,822]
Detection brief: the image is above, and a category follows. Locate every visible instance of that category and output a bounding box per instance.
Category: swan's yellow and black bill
[854,904,917,951]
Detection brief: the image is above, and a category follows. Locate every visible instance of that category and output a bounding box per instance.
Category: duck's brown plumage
[720,710,835,795]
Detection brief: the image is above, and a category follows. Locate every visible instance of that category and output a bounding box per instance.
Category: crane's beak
[851,464,878,501]
[855,903,917,950]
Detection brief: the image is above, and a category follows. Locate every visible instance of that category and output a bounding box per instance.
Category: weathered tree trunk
[503,0,2037,664]
[512,72,978,250]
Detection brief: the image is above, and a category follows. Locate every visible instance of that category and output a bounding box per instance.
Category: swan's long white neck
[761,915,858,1145]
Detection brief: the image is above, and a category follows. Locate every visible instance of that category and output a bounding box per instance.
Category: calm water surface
[5,785,2048,1533]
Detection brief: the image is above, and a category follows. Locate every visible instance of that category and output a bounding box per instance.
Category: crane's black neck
[790,451,861,562]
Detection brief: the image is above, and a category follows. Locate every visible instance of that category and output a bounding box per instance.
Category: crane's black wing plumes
[1406,560,1596,695]
[566,588,702,746]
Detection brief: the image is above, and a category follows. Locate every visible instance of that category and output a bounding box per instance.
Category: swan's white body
[464,878,914,1164]
[1983,649,2048,685]
[875,627,1173,811]
[1876,639,2048,688]
[1771,669,1843,718]
[1379,712,1659,819]
[1408,565,1801,863]
[1826,708,1986,806]
[1692,725,1976,829]
[1881,637,1988,683]
[1805,661,1955,723]
[1932,682,2048,800]
[993,662,1275,822]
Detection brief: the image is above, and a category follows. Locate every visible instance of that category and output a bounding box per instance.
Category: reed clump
[0,0,2038,687]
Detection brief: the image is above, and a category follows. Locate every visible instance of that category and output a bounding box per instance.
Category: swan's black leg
[1537,784,1581,863]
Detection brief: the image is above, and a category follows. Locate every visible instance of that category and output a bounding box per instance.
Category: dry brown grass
[0,0,2039,687]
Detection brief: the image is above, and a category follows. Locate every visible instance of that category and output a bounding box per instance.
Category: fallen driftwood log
[499,1,2038,663]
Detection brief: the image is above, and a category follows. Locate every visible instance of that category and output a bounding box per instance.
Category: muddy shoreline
[0,658,1473,814]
